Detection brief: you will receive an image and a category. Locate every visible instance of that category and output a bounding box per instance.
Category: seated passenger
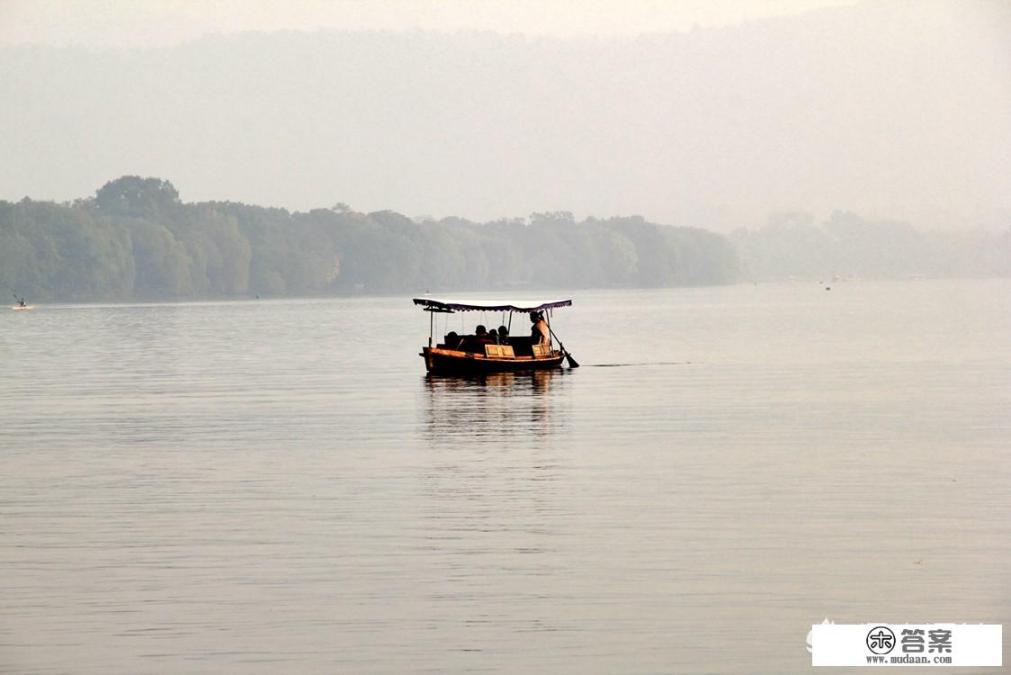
[474,325,494,346]
[444,331,460,349]
[488,328,499,343]
[497,325,509,343]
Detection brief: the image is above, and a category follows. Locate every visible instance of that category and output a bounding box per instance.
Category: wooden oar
[547,325,580,368]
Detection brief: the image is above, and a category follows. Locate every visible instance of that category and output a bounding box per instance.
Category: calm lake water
[2,279,1009,673]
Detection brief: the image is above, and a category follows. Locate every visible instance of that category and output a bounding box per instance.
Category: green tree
[95,176,181,218]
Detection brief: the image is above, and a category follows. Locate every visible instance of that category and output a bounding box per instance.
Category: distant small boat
[11,305,35,311]
[414,297,575,374]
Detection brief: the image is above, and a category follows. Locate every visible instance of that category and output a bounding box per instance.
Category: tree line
[0,176,740,302]
[732,211,1011,281]
[3,177,1007,302]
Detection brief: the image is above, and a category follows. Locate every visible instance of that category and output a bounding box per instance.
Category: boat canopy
[413,297,572,313]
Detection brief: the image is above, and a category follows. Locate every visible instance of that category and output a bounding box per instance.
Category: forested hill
[0,177,740,302]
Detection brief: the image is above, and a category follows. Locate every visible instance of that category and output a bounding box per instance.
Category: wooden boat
[414,297,575,374]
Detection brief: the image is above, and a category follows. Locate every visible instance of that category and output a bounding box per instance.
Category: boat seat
[531,343,552,358]
[484,344,515,358]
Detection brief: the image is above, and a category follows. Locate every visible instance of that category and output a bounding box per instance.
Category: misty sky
[1,1,1009,231]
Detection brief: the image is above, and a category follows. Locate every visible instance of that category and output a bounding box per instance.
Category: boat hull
[421,347,564,374]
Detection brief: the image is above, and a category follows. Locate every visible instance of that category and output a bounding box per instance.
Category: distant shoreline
[3,177,1007,304]
[10,276,1009,311]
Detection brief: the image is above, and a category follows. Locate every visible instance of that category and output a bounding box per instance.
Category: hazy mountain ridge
[2,1,1009,231]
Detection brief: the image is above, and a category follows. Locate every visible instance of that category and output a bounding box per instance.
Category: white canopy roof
[413,297,572,312]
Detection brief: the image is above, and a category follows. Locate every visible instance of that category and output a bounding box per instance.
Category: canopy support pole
[429,310,433,347]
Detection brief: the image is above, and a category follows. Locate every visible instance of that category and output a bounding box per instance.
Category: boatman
[529,311,550,344]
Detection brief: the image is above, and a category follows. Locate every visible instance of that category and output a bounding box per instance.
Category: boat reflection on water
[421,369,569,444]
[417,369,571,573]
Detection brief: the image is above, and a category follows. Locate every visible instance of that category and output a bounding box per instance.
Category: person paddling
[529,311,550,344]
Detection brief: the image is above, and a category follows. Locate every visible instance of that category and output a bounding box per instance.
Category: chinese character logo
[866,626,896,655]
[928,629,952,653]
[901,628,925,653]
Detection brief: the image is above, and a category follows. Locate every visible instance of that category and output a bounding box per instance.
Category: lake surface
[2,279,1009,673]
